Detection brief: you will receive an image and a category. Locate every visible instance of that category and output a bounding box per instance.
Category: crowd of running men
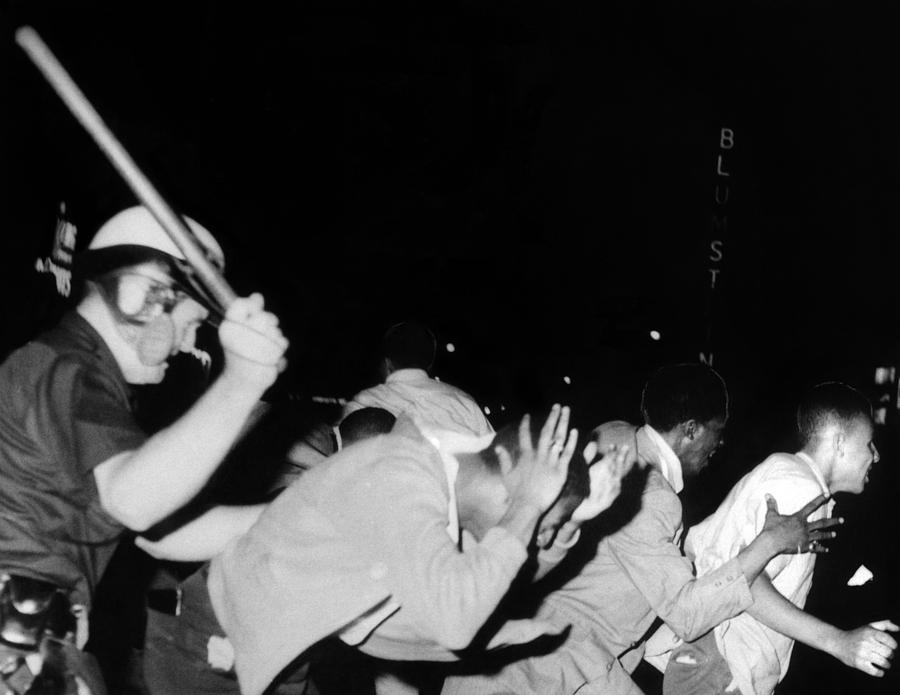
[0,207,895,695]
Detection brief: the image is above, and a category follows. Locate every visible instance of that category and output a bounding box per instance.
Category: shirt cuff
[710,556,754,610]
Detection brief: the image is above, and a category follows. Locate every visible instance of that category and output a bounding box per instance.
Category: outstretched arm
[748,573,898,677]
[136,504,266,561]
[94,294,288,531]
[603,491,840,642]
[734,493,842,585]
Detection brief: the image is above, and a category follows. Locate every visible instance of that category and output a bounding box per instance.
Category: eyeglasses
[109,271,191,322]
[142,279,189,313]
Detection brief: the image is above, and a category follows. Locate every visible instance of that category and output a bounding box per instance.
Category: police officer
[0,206,288,694]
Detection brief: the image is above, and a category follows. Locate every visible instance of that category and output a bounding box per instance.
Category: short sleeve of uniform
[44,356,146,475]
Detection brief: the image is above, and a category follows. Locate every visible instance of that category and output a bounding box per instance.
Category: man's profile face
[835,417,878,494]
[132,261,209,357]
[115,262,209,383]
[680,417,726,477]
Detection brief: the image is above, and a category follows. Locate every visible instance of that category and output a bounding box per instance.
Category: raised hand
[496,404,578,513]
[569,443,636,523]
[218,293,289,389]
[762,493,843,555]
[831,620,898,677]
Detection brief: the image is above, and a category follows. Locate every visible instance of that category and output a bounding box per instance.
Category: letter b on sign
[720,128,734,150]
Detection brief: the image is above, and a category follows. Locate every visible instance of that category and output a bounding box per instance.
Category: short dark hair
[339,407,396,446]
[641,363,728,433]
[480,411,590,503]
[796,382,873,448]
[382,321,436,370]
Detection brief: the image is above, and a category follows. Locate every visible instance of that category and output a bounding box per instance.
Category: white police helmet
[80,206,225,315]
[87,205,224,268]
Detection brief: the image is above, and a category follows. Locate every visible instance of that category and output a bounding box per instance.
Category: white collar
[417,422,494,544]
[386,368,430,383]
[642,424,685,494]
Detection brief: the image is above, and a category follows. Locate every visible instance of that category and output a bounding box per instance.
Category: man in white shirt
[441,364,833,695]
[654,381,898,695]
[342,321,493,435]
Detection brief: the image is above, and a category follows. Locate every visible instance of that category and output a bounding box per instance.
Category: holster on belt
[0,575,76,650]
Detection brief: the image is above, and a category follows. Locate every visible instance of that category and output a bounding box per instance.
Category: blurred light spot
[446,343,456,353]
[563,376,571,385]
[649,330,661,341]
[874,366,895,385]
[484,406,491,415]
[500,404,506,412]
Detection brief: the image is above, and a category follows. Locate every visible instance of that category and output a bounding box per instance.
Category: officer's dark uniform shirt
[0,311,146,607]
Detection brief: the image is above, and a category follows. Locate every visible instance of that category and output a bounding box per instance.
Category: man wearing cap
[0,206,288,694]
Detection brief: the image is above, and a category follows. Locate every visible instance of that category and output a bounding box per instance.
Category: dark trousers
[142,570,315,695]
[662,631,738,695]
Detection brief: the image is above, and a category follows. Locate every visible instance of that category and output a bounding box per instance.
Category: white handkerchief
[847,564,874,586]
